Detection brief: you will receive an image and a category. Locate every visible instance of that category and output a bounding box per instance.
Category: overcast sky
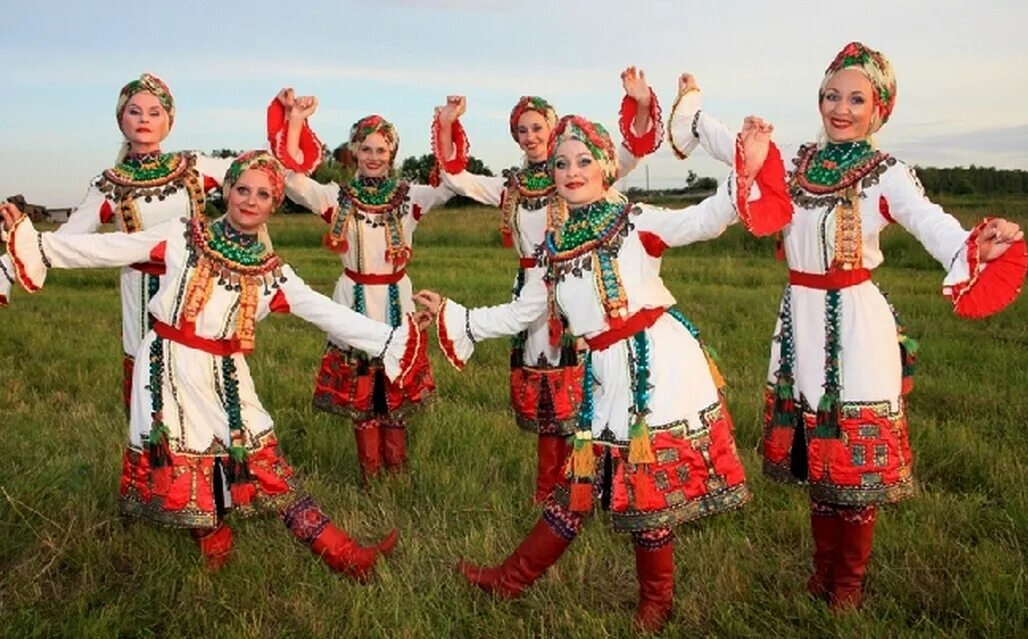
[2,0,1026,206]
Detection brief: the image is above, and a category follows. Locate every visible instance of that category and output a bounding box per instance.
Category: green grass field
[0,196,1025,638]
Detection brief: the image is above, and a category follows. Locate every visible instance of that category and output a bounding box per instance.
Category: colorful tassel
[500,226,514,248]
[322,232,348,254]
[813,392,841,439]
[147,419,172,468]
[899,334,918,395]
[628,415,656,464]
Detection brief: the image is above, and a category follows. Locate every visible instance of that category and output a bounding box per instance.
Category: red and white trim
[619,89,663,158]
[4,216,46,293]
[733,139,792,237]
[945,218,1027,319]
[266,98,323,175]
[431,114,470,175]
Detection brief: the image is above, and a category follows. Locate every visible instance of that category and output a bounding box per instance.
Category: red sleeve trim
[203,175,219,193]
[150,241,166,264]
[269,288,291,314]
[321,207,334,224]
[878,195,895,224]
[398,316,428,387]
[431,114,470,175]
[734,139,792,237]
[618,88,663,157]
[266,97,323,174]
[6,218,41,292]
[638,231,668,257]
[0,295,8,307]
[99,200,115,225]
[436,299,465,370]
[949,218,1027,319]
[412,203,423,221]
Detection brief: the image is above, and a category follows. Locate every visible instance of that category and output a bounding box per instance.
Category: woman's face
[516,111,550,162]
[226,169,275,234]
[356,132,392,178]
[820,68,875,143]
[120,91,170,151]
[553,139,605,207]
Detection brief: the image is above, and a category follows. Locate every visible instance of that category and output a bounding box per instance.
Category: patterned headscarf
[822,42,897,128]
[509,96,558,143]
[223,151,286,207]
[347,114,399,162]
[116,73,175,129]
[547,115,618,188]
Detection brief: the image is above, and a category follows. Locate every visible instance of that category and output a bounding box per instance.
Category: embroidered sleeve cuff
[0,256,13,305]
[267,98,323,175]
[619,88,663,158]
[732,139,792,237]
[431,114,470,175]
[667,89,702,160]
[380,314,428,387]
[944,218,1027,318]
[3,216,48,293]
[437,298,475,370]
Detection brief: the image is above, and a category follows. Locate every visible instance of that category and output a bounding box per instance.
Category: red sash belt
[584,306,666,352]
[344,268,406,285]
[519,257,538,269]
[130,261,166,276]
[153,320,243,356]
[789,268,871,290]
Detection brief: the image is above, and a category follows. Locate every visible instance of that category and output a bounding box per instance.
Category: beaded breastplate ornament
[180,217,284,353]
[501,162,566,251]
[98,151,205,233]
[324,176,413,268]
[789,142,894,271]
[545,200,633,327]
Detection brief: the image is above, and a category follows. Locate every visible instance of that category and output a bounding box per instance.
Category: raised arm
[615,66,663,179]
[667,73,736,165]
[431,96,506,206]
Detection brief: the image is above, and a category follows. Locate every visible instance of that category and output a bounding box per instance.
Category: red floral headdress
[547,115,618,188]
[223,150,286,207]
[823,41,897,125]
[347,114,399,162]
[509,96,558,143]
[116,73,175,129]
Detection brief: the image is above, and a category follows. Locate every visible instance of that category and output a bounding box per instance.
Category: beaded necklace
[500,162,561,250]
[324,176,412,268]
[107,151,186,185]
[546,200,632,326]
[98,151,204,233]
[789,142,893,271]
[181,217,284,352]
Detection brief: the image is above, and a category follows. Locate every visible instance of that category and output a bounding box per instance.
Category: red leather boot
[807,505,841,601]
[310,524,399,583]
[191,524,233,571]
[457,517,574,599]
[831,507,877,610]
[633,538,675,633]
[353,419,383,482]
[381,420,408,472]
[282,494,398,582]
[533,434,570,504]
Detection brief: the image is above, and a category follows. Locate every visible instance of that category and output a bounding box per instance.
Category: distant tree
[397,154,493,206]
[210,148,242,159]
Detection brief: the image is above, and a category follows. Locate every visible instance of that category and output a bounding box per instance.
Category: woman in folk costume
[0,73,238,412]
[0,151,428,580]
[667,43,1025,609]
[414,114,777,632]
[428,67,664,504]
[265,93,453,481]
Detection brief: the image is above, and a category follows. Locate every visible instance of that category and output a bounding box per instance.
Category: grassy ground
[0,195,1025,638]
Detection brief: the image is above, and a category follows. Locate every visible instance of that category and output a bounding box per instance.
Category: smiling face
[226,169,276,234]
[356,132,392,178]
[819,68,875,143]
[119,91,170,153]
[552,139,606,208]
[516,110,551,163]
